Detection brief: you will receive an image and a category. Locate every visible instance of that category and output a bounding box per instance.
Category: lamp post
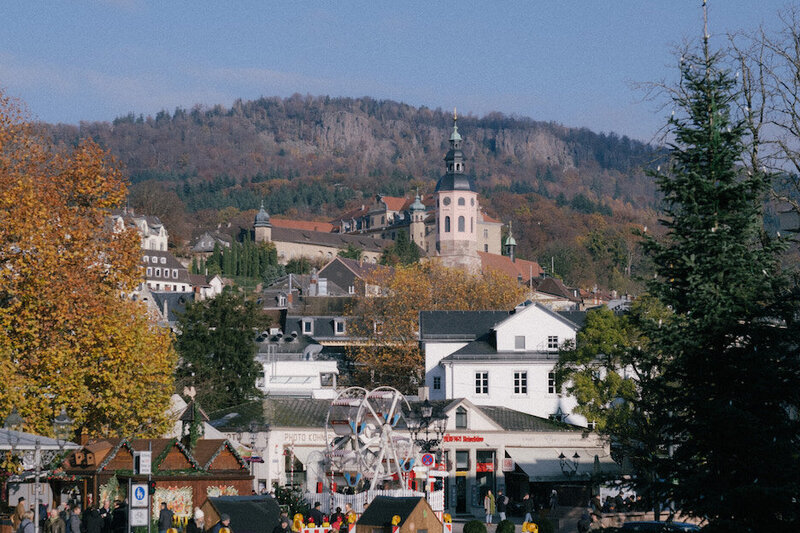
[406,400,447,494]
[558,452,580,479]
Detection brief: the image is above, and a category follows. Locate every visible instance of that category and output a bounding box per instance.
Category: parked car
[620,521,700,532]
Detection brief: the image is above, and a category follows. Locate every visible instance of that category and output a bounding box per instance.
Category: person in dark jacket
[85,506,104,533]
[98,500,112,533]
[522,493,536,523]
[496,490,508,522]
[157,503,174,533]
[186,508,205,533]
[271,517,290,533]
[210,514,230,533]
[111,501,127,533]
[308,503,324,527]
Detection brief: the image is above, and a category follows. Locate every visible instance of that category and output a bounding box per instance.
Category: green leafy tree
[338,243,364,260]
[175,289,269,411]
[641,35,800,532]
[379,230,420,266]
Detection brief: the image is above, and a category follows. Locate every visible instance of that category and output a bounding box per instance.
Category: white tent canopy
[0,428,80,451]
[505,447,618,482]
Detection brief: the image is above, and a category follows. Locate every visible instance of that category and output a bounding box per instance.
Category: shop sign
[443,435,484,443]
[502,458,514,472]
[476,462,494,472]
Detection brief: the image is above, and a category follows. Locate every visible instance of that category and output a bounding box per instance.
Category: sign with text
[134,451,152,475]
[443,435,484,443]
[502,458,514,472]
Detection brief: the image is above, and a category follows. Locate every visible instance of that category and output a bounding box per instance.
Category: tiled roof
[381,196,408,212]
[419,310,510,340]
[142,250,192,284]
[272,227,390,253]
[209,398,333,430]
[478,251,544,282]
[535,277,582,302]
[325,256,393,280]
[477,405,578,432]
[271,218,335,233]
[150,292,194,323]
[480,210,502,224]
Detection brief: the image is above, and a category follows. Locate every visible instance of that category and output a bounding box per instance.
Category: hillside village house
[421,301,587,426]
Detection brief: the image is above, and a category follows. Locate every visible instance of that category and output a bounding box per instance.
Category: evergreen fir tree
[642,34,800,532]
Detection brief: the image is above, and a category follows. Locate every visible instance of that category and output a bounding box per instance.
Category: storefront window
[455,450,469,470]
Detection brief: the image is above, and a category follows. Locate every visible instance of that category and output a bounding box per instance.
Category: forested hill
[45,95,664,291]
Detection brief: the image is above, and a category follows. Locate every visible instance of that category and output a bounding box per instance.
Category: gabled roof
[320,256,393,281]
[494,300,580,330]
[480,210,502,224]
[478,251,544,282]
[209,398,333,430]
[272,227,390,253]
[357,497,426,527]
[380,196,409,212]
[271,218,335,233]
[191,439,248,470]
[477,405,579,432]
[533,277,582,303]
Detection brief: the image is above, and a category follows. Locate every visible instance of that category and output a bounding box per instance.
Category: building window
[455,407,467,429]
[143,256,149,263]
[484,229,488,239]
[475,372,488,394]
[470,217,473,232]
[455,449,469,469]
[155,268,161,277]
[302,319,313,335]
[348,285,355,295]
[458,197,465,206]
[458,216,465,232]
[146,267,152,277]
[548,371,556,394]
[514,336,525,350]
[374,321,383,334]
[514,371,527,394]
[433,376,441,390]
[334,319,346,335]
[160,257,166,264]
[484,244,489,252]
[151,256,157,263]
[278,295,287,306]
[320,373,335,387]
[587,420,597,430]
[445,216,451,232]
[547,336,559,350]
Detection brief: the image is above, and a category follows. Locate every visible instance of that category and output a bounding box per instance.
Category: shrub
[535,517,555,533]
[464,520,487,533]
[496,519,515,533]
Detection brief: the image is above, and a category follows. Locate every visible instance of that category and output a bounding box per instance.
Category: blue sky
[0,1,789,142]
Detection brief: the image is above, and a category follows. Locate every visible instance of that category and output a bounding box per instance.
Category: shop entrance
[456,473,467,513]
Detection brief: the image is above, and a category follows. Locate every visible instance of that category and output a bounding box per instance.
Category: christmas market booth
[356,497,442,533]
[201,495,281,533]
[61,437,252,521]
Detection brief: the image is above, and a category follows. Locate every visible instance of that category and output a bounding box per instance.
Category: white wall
[494,304,577,352]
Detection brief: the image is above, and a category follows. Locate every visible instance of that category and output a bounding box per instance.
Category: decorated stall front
[62,438,252,523]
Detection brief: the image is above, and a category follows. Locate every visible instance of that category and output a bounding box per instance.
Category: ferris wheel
[325,386,415,491]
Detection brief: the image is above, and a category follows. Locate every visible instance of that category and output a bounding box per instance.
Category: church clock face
[443,197,451,206]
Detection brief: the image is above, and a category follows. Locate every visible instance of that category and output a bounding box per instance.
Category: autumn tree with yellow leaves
[346,262,526,392]
[0,92,176,438]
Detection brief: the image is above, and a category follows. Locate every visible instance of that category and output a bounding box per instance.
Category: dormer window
[278,295,287,306]
[514,336,525,350]
[151,256,157,263]
[455,407,467,429]
[374,321,383,335]
[160,257,166,264]
[143,256,149,263]
[334,318,346,335]
[302,319,313,335]
[172,269,178,278]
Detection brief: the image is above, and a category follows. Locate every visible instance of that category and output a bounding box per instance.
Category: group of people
[482,490,554,525]
[11,496,131,533]
[272,502,357,533]
[591,492,644,514]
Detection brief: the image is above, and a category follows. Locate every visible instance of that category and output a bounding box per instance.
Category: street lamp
[406,400,447,455]
[558,452,580,479]
[4,407,25,431]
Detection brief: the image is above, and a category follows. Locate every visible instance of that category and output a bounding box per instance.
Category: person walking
[522,493,535,523]
[210,513,231,533]
[45,509,67,533]
[548,489,558,510]
[158,503,174,533]
[13,497,27,531]
[483,490,495,525]
[496,490,508,522]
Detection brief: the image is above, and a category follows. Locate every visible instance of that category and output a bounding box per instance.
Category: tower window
[458,197,465,206]
[484,229,489,239]
[471,217,473,232]
[458,216,465,232]
[445,216,451,232]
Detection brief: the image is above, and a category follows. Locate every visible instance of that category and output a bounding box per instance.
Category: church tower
[254,202,272,243]
[435,109,480,271]
[409,192,427,251]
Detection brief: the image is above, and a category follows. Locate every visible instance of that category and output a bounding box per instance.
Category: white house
[420,301,587,426]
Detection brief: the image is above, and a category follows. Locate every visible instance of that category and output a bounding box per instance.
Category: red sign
[502,458,514,472]
[443,435,484,443]
[476,462,494,472]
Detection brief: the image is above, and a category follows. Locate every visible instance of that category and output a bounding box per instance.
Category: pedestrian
[548,489,558,510]
[271,517,290,533]
[210,513,231,533]
[98,500,112,533]
[18,511,35,533]
[308,503,324,526]
[158,502,174,533]
[483,489,495,525]
[46,509,67,533]
[13,497,27,531]
[85,505,104,533]
[39,500,49,531]
[496,490,508,522]
[68,506,82,533]
[111,501,127,533]
[186,508,205,533]
[522,493,535,523]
